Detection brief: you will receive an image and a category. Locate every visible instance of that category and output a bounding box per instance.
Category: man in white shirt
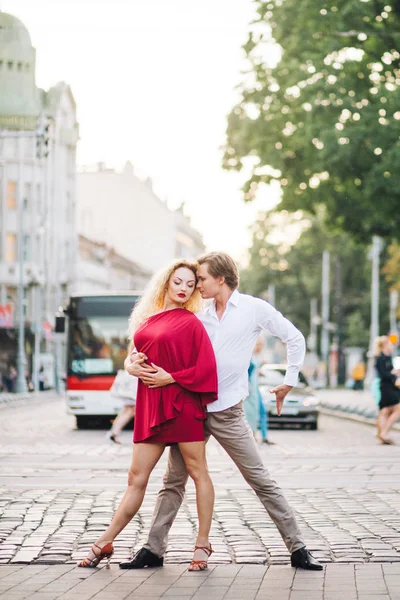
[122,252,322,571]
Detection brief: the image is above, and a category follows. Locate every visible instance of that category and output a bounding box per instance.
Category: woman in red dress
[78,260,218,571]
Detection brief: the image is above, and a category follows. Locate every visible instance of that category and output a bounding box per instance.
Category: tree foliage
[224,0,400,242]
[383,242,400,292]
[240,209,390,348]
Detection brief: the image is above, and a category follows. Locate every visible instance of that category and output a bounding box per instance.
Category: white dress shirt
[196,290,306,413]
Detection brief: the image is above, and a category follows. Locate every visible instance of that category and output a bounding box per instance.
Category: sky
[2,0,281,262]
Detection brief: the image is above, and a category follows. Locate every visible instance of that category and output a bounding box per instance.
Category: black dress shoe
[291,547,323,570]
[119,547,164,569]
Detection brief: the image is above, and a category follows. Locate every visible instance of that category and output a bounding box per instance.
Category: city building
[76,234,151,295]
[77,162,205,273]
[0,10,206,390]
[174,203,206,260]
[0,11,79,381]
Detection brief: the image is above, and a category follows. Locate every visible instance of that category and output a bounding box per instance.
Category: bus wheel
[76,416,90,429]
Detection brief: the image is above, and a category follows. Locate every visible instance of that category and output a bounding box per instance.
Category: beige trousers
[144,400,305,556]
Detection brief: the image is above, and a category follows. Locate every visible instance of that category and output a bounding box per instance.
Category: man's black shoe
[119,547,164,569]
[291,547,323,570]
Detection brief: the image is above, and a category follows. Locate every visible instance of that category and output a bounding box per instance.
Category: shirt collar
[228,289,240,307]
[206,289,240,315]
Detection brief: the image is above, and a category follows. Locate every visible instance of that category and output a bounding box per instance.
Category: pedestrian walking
[374,336,400,445]
[124,251,322,571]
[352,361,366,391]
[4,364,17,392]
[78,260,218,571]
[244,360,260,440]
[106,370,138,444]
[38,365,46,391]
[244,337,273,444]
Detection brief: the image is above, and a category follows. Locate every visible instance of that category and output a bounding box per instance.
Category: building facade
[78,162,205,274]
[76,234,151,295]
[0,11,79,382]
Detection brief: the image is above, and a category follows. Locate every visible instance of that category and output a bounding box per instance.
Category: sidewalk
[318,389,400,430]
[0,390,57,409]
[1,562,399,600]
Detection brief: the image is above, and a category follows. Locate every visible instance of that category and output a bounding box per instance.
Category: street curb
[320,406,400,431]
[0,391,60,409]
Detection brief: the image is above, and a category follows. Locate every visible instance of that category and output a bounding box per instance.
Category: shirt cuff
[283,372,299,387]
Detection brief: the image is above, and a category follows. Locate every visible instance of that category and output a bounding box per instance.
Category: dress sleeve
[169,319,218,404]
[375,355,396,383]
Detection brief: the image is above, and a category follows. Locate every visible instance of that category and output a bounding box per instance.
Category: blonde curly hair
[128,259,202,339]
[373,335,390,357]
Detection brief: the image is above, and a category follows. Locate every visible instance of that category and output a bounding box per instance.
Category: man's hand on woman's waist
[124,351,156,378]
[139,363,175,388]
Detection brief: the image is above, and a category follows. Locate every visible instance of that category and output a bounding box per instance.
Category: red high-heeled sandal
[188,544,213,571]
[77,542,114,568]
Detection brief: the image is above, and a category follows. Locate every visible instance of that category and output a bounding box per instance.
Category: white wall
[77,166,175,273]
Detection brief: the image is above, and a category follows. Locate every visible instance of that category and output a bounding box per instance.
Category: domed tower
[0,11,41,123]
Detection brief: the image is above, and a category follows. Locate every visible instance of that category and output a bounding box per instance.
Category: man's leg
[143,443,189,557]
[207,401,305,553]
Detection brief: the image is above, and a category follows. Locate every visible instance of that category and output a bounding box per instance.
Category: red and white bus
[64,293,140,428]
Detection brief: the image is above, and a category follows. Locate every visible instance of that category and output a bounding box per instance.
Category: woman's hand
[140,363,175,388]
[124,352,155,378]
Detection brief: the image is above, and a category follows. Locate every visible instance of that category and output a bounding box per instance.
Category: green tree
[241,210,390,348]
[383,241,400,291]
[224,0,400,242]
[382,241,400,317]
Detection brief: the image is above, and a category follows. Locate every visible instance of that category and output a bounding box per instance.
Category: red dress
[133,308,218,444]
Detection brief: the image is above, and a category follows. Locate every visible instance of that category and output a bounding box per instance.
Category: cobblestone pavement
[1,395,400,598]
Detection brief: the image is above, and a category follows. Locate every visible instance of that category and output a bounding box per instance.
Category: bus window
[67,295,139,377]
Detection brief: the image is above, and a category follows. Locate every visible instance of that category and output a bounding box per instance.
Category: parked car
[258,364,320,430]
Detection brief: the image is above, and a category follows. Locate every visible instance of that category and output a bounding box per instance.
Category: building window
[7,181,17,209]
[36,183,42,214]
[25,63,30,72]
[17,62,23,71]
[0,60,3,71]
[36,234,42,263]
[23,183,31,211]
[7,61,13,71]
[24,137,34,158]
[6,233,16,263]
[6,286,16,304]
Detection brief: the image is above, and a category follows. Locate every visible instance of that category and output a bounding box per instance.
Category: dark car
[258,364,320,430]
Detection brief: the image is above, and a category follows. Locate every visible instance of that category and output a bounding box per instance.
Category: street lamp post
[15,134,27,393]
[367,236,383,379]
[321,250,330,387]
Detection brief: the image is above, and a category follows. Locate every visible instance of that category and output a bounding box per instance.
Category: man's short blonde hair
[197,252,239,290]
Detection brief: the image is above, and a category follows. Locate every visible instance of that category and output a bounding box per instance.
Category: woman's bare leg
[96,443,165,545]
[178,441,214,569]
[111,406,136,437]
[377,408,386,438]
[380,405,400,439]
